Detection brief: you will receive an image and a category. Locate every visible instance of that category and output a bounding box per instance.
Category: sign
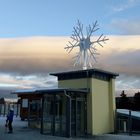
[22,99,28,108]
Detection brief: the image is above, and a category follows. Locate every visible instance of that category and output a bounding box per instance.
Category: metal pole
[64,90,71,137]
[16,103,18,117]
[52,95,56,136]
[129,110,132,136]
[114,109,118,134]
[40,96,44,134]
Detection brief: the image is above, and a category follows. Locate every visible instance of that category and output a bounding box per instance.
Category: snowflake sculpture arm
[91,34,109,47]
[87,20,99,37]
[65,20,109,70]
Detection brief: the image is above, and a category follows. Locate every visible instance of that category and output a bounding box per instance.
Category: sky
[0,0,140,97]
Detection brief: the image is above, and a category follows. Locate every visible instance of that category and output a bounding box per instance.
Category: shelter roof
[12,88,88,95]
[50,68,119,81]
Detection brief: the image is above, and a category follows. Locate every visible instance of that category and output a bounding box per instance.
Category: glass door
[76,99,86,136]
[43,94,66,136]
[71,97,86,137]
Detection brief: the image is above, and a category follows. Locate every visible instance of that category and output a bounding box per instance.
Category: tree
[119,90,130,109]
[133,92,140,110]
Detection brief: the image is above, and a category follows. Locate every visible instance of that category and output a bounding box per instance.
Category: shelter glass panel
[54,95,66,136]
[43,95,53,134]
[28,99,41,129]
[43,94,67,136]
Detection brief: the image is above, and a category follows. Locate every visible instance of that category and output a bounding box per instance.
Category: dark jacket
[7,110,14,122]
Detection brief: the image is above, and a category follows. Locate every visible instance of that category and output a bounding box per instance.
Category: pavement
[0,116,140,140]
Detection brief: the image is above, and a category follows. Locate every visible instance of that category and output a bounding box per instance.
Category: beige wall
[108,79,116,131]
[58,78,89,89]
[87,85,92,134]
[91,78,115,135]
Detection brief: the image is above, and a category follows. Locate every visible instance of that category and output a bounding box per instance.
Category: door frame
[70,95,87,137]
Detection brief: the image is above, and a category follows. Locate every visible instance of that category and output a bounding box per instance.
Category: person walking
[6,108,14,133]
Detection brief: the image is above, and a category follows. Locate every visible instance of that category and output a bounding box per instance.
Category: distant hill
[0,89,17,98]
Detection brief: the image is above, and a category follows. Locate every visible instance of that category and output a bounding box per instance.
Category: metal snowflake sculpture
[65,20,109,70]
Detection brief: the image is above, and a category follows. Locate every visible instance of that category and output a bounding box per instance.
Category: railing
[116,109,140,135]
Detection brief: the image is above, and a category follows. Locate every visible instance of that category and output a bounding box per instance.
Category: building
[0,97,19,116]
[12,68,119,137]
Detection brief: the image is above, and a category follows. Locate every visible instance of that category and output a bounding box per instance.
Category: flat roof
[12,88,89,95]
[50,68,119,81]
[12,89,37,94]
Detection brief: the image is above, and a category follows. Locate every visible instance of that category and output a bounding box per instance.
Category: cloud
[0,36,139,76]
[99,49,140,76]
[0,73,58,98]
[0,73,57,89]
[112,0,140,12]
[0,36,140,91]
[0,37,74,75]
[96,35,140,76]
[111,19,140,35]
[96,35,140,90]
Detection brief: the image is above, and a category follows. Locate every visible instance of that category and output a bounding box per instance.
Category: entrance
[42,95,66,136]
[42,93,87,137]
[71,97,87,137]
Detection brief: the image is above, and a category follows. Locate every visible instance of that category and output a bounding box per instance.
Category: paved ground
[0,116,140,140]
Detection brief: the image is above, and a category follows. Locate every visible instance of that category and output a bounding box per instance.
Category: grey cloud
[115,73,140,96]
[0,74,58,98]
[0,57,73,76]
[116,74,140,89]
[96,48,140,90]
[98,49,140,77]
[1,45,140,82]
